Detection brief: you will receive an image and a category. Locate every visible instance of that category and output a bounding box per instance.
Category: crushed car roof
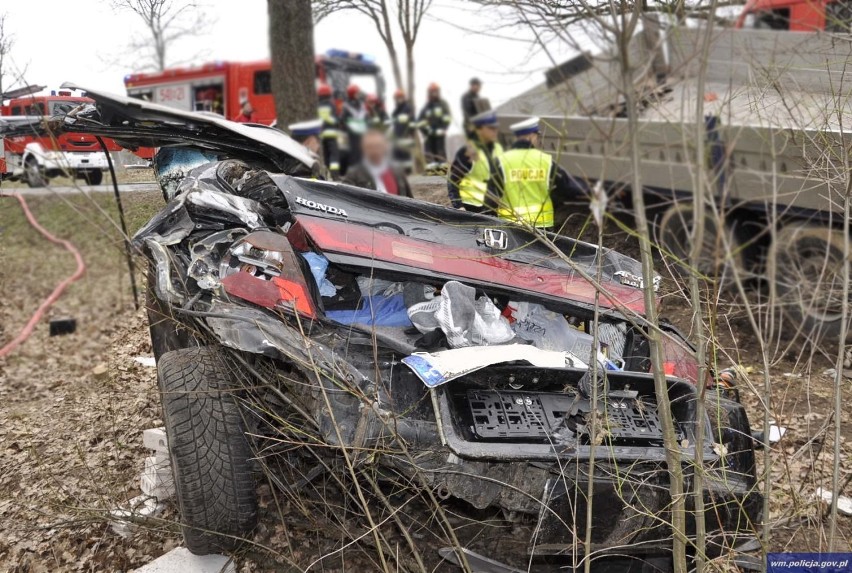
[0,83,318,175]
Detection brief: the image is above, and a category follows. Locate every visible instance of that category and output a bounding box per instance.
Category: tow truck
[1,87,121,187]
[123,49,386,124]
[496,12,852,339]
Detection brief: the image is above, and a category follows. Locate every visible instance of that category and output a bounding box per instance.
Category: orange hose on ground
[0,193,87,358]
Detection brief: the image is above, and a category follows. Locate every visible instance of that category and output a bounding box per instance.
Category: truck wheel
[81,170,103,185]
[24,157,46,188]
[657,203,744,287]
[771,224,850,340]
[157,347,257,554]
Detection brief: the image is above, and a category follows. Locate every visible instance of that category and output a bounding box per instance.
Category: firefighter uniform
[489,117,588,229]
[317,85,341,178]
[417,83,452,169]
[366,94,389,129]
[391,90,415,171]
[448,110,503,212]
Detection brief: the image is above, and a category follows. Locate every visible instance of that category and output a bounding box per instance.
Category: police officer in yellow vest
[489,116,586,230]
[447,110,503,213]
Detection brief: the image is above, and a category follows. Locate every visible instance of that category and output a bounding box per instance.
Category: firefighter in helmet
[316,83,341,178]
[390,89,415,172]
[417,82,451,170]
[365,93,389,129]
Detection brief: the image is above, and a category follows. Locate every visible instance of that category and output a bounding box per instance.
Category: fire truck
[0,88,121,186]
[736,0,852,30]
[123,50,386,124]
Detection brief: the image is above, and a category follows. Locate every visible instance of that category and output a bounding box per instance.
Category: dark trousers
[345,133,363,174]
[462,203,488,214]
[322,137,340,177]
[392,145,412,163]
[424,134,446,164]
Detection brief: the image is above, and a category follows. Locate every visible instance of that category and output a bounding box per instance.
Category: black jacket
[391,101,415,140]
[447,140,501,208]
[417,98,451,136]
[342,163,413,198]
[461,89,480,124]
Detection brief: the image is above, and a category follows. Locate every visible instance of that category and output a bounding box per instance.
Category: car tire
[81,170,104,185]
[24,157,46,188]
[157,347,257,555]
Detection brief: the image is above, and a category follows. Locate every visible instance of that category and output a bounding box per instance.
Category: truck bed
[496,24,852,216]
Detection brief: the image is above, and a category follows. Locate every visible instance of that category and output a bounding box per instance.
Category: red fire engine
[123,50,386,124]
[736,0,852,30]
[0,88,123,187]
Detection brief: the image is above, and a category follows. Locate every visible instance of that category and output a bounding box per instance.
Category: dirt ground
[0,175,850,572]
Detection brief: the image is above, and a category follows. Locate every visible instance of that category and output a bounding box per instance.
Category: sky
[1,0,582,132]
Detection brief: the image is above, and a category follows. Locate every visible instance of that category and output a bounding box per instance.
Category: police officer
[289,119,331,180]
[448,110,503,213]
[488,117,587,230]
[390,89,415,172]
[417,83,452,170]
[317,83,341,178]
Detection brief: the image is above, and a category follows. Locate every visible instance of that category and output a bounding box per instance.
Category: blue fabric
[301,252,337,297]
[326,293,413,327]
[471,110,498,127]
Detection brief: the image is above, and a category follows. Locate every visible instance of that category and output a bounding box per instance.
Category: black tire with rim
[24,157,46,188]
[81,170,104,185]
[157,347,258,554]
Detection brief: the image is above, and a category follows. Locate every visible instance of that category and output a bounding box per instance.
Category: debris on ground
[131,548,235,573]
[134,356,157,368]
[815,487,852,516]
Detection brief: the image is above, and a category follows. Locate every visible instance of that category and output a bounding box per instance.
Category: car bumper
[40,150,109,172]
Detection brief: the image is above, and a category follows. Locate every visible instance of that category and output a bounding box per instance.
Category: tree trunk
[377,2,404,91]
[268,0,317,128]
[386,43,404,93]
[404,42,424,171]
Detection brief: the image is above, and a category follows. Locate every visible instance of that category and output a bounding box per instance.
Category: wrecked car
[3,86,762,571]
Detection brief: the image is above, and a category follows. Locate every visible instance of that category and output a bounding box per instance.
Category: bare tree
[312,0,432,110]
[313,0,431,172]
[110,0,211,71]
[268,0,318,128]
[396,0,431,114]
[315,0,405,96]
[0,12,13,96]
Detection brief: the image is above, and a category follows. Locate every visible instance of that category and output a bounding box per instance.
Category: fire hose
[0,193,86,358]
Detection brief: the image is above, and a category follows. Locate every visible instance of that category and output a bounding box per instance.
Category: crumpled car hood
[0,83,318,176]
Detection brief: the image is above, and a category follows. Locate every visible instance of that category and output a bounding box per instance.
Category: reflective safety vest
[496,147,555,228]
[318,102,339,139]
[459,142,503,207]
